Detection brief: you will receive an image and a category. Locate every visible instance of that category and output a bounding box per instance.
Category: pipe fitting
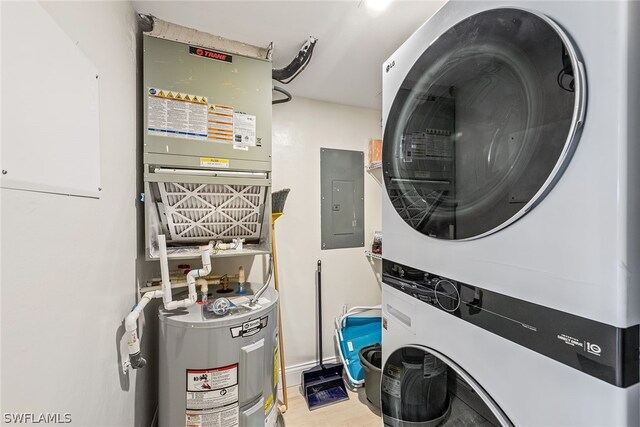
[165,245,211,310]
[129,352,147,369]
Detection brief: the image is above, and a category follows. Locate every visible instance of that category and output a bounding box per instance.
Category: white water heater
[159,286,279,427]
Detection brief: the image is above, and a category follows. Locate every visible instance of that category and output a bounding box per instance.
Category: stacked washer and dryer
[381,1,640,426]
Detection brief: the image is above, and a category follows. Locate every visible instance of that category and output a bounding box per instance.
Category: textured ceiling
[133,1,446,110]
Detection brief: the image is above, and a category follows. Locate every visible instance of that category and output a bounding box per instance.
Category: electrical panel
[320,148,365,249]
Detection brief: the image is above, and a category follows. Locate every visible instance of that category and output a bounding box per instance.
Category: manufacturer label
[230,316,268,338]
[385,60,395,73]
[232,113,256,150]
[557,334,602,357]
[189,46,233,63]
[200,157,229,168]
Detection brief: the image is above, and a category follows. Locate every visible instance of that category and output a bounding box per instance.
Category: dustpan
[302,260,349,410]
[302,362,348,410]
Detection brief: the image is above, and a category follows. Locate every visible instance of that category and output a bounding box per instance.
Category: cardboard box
[369,139,382,165]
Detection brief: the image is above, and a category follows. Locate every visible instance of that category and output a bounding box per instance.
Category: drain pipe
[124,290,164,370]
[158,234,173,306]
[165,246,211,310]
[124,236,212,372]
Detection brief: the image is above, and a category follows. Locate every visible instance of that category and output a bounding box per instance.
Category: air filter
[158,182,266,242]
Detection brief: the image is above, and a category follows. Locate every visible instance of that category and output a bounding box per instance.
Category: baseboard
[278,356,339,390]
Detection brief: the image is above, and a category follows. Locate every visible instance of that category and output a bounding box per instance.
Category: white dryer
[381,1,640,425]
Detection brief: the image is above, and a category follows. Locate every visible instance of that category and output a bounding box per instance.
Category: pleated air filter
[158,182,266,242]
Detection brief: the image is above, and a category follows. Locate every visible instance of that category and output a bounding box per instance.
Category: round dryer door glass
[381,346,512,426]
[383,8,586,240]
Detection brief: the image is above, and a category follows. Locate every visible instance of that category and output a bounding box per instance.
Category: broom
[271,189,290,413]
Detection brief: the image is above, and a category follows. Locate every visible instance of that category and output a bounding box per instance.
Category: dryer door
[383,8,586,240]
[381,346,512,426]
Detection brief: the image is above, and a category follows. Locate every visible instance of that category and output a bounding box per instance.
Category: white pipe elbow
[125,290,163,364]
[125,290,163,332]
[163,246,211,311]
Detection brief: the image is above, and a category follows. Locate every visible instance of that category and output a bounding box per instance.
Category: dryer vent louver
[158,182,266,242]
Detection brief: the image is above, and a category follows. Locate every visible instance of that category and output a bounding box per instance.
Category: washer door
[383,8,586,240]
[381,346,512,426]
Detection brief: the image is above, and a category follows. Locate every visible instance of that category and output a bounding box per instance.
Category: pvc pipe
[141,277,221,293]
[149,273,238,284]
[125,290,164,368]
[165,246,211,310]
[158,234,172,306]
[124,239,213,370]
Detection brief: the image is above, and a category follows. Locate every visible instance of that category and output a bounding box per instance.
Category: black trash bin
[381,347,451,426]
[359,343,382,408]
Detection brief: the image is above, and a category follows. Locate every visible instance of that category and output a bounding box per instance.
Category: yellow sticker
[264,393,274,414]
[200,157,229,168]
[387,364,401,378]
[273,346,279,388]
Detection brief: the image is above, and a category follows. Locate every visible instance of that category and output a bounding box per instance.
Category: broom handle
[317,260,323,368]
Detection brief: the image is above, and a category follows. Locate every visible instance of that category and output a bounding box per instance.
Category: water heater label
[147,87,208,140]
[186,365,239,427]
[229,316,268,338]
[265,404,278,427]
[186,403,238,427]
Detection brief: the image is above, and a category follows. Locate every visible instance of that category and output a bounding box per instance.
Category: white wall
[273,97,383,369]
[0,2,152,425]
[218,97,383,383]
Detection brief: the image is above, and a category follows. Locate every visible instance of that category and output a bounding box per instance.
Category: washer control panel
[383,263,462,314]
[381,258,640,388]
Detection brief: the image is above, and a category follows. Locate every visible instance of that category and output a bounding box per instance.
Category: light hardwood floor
[281,386,381,427]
